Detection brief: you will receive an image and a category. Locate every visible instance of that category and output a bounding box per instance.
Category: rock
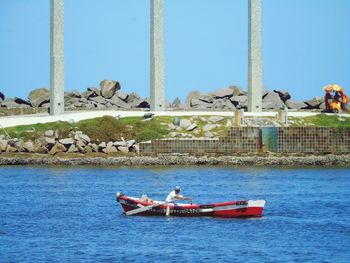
[205,131,214,138]
[0,140,8,152]
[186,123,197,131]
[40,102,50,108]
[49,143,67,155]
[7,139,18,147]
[319,102,326,110]
[33,139,48,154]
[103,144,118,154]
[117,146,129,154]
[98,142,107,151]
[285,100,305,110]
[0,91,4,101]
[59,138,75,146]
[90,143,99,152]
[127,92,141,103]
[303,97,323,109]
[109,95,130,108]
[100,80,120,99]
[203,124,217,132]
[132,144,140,154]
[262,86,269,98]
[1,99,30,108]
[75,133,91,144]
[6,145,17,152]
[212,98,235,109]
[67,144,78,153]
[14,141,25,152]
[230,95,248,108]
[82,89,98,99]
[89,96,107,105]
[126,140,135,147]
[67,90,82,98]
[106,141,114,148]
[212,88,233,99]
[230,86,246,96]
[171,97,181,108]
[45,137,56,145]
[273,90,291,102]
[190,99,211,109]
[14,97,32,106]
[168,123,176,130]
[262,92,283,109]
[193,130,200,135]
[116,91,128,102]
[1,98,21,108]
[169,132,178,138]
[114,141,126,147]
[76,139,86,148]
[76,143,86,154]
[28,88,50,107]
[143,113,154,119]
[208,116,225,123]
[180,119,192,128]
[23,141,34,152]
[198,94,214,104]
[85,145,93,153]
[88,87,99,93]
[135,100,150,108]
[54,130,59,139]
[185,90,201,109]
[44,130,55,137]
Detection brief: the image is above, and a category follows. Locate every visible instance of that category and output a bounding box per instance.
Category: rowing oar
[125,202,164,216]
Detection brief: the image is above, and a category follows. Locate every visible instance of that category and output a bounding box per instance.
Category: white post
[50,0,65,115]
[248,0,263,112]
[150,0,165,111]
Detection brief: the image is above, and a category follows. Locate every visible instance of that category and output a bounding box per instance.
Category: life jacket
[342,93,348,103]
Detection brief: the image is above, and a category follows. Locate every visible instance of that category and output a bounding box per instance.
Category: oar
[126,202,164,216]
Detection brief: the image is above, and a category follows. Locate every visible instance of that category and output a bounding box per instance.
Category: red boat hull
[117,194,265,218]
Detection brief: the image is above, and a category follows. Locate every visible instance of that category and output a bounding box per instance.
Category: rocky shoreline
[1,154,349,166]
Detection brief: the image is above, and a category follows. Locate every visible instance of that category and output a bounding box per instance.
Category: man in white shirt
[166,186,192,203]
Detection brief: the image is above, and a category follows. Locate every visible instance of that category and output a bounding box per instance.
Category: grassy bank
[1,114,350,143]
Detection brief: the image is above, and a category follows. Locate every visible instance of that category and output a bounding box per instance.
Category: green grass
[0,115,171,143]
[0,121,72,141]
[1,114,349,144]
[289,114,350,127]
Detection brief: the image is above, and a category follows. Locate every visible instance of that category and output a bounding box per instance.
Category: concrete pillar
[248,0,263,112]
[150,0,165,111]
[50,0,65,115]
[234,109,245,127]
[278,104,288,125]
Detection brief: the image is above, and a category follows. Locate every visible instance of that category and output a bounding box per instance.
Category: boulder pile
[0,80,150,110]
[177,86,323,111]
[0,82,344,111]
[0,131,138,155]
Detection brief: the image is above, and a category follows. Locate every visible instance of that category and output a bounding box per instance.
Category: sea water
[0,166,349,262]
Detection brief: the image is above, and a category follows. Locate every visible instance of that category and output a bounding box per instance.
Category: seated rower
[166,186,192,203]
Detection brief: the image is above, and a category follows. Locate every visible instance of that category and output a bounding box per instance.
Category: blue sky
[0,0,349,103]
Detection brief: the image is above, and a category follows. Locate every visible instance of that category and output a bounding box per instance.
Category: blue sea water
[0,166,350,263]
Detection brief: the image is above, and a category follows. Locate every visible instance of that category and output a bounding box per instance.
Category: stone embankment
[1,81,344,113]
[0,131,138,155]
[0,154,350,166]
